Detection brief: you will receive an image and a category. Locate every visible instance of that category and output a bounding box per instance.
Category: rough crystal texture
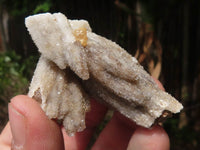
[25,13,89,80]
[28,56,90,135]
[25,12,183,135]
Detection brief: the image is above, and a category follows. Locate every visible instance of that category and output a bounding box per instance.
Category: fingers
[91,112,136,150]
[92,115,169,150]
[62,99,108,150]
[9,95,64,150]
[127,125,170,150]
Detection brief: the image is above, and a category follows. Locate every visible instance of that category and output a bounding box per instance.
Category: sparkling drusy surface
[25,12,183,135]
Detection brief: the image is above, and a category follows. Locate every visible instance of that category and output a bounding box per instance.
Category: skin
[0,80,170,150]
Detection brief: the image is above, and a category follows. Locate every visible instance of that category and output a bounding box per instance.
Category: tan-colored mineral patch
[73,27,88,47]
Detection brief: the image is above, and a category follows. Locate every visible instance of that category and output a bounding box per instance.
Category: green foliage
[0,50,37,101]
[0,0,53,16]
[33,0,52,14]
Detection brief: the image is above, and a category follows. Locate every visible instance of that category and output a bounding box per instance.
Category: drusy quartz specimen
[25,13,183,135]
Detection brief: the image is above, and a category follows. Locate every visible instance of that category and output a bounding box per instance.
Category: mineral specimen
[25,13,183,135]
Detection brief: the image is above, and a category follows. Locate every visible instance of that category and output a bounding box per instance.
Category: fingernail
[9,103,26,149]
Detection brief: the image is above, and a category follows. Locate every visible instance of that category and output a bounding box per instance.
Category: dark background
[0,0,200,149]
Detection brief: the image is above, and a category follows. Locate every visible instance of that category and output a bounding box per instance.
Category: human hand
[0,80,169,150]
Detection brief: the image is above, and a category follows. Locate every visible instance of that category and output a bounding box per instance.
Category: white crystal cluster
[28,56,89,135]
[25,13,183,135]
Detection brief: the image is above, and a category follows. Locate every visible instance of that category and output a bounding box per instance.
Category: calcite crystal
[25,12,183,135]
[28,56,90,135]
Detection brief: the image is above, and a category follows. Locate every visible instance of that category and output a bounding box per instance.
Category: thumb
[127,125,170,150]
[9,95,64,150]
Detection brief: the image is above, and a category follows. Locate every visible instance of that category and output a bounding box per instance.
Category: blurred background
[0,0,200,149]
